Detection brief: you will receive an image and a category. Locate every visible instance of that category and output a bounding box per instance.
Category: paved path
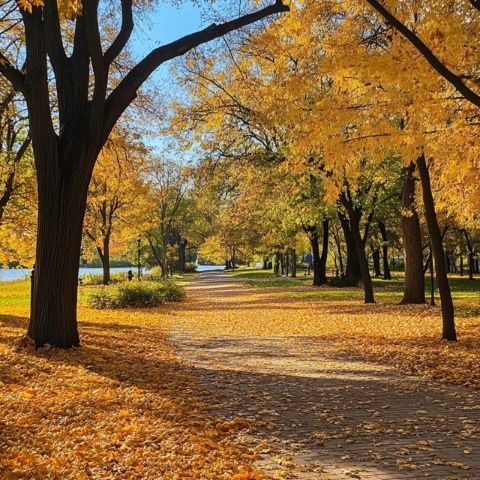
[171,271,480,479]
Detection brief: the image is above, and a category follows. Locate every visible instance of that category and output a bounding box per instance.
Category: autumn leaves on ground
[1,272,479,479]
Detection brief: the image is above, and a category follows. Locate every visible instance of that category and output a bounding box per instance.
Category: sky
[130,2,204,82]
[128,3,206,154]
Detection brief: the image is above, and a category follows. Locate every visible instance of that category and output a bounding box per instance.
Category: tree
[363,0,480,109]
[417,154,456,341]
[400,162,425,304]
[146,159,190,277]
[0,0,289,347]
[83,130,148,284]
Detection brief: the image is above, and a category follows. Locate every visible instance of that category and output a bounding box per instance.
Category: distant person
[127,270,134,281]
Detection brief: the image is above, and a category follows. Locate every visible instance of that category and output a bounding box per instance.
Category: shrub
[157,281,186,302]
[87,281,185,309]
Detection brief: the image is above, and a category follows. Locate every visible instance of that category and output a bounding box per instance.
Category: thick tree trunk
[274,252,281,276]
[340,196,374,303]
[28,178,88,348]
[319,218,329,284]
[350,216,375,303]
[263,257,269,270]
[339,214,361,284]
[417,154,456,341]
[378,221,391,280]
[400,163,425,304]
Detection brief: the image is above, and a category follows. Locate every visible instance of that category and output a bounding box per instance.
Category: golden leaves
[0,291,264,479]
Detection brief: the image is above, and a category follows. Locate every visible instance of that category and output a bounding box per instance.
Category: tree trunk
[417,154,456,341]
[333,227,344,276]
[319,218,329,284]
[97,234,111,285]
[378,220,391,280]
[274,252,281,276]
[372,247,381,277]
[290,248,297,278]
[28,181,88,348]
[340,196,374,303]
[460,255,464,276]
[350,216,375,303]
[463,230,475,280]
[339,213,361,284]
[309,229,322,287]
[178,239,187,273]
[263,257,269,270]
[400,163,425,304]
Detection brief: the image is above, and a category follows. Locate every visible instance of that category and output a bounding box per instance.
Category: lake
[0,265,225,282]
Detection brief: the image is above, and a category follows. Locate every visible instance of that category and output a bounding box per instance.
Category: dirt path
[170,271,480,480]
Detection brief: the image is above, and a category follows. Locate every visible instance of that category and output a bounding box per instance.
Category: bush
[87,281,185,309]
[157,280,186,302]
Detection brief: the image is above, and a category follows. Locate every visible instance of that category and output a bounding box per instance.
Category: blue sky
[131,3,204,66]
[128,3,206,154]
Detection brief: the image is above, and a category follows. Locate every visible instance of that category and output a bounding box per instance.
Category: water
[0,265,224,281]
[196,265,225,272]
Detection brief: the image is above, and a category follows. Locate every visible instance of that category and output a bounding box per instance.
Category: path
[171,271,480,479]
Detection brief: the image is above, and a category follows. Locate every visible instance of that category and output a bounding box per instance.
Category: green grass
[0,279,30,308]
[235,270,480,312]
[230,268,275,279]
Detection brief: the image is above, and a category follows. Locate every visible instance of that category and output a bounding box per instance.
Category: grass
[229,269,480,315]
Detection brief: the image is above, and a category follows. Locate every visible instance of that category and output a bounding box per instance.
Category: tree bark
[378,220,391,280]
[339,213,361,284]
[400,163,425,304]
[96,233,111,285]
[463,230,475,280]
[28,179,88,347]
[417,154,456,341]
[178,238,187,273]
[319,218,329,284]
[289,248,297,278]
[372,247,381,277]
[340,196,375,303]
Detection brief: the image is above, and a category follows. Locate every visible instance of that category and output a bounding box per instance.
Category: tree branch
[103,0,289,139]
[84,0,107,133]
[0,51,26,93]
[104,0,134,68]
[364,0,480,108]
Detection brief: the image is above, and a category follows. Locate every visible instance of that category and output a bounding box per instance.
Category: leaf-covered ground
[176,271,480,389]
[0,272,479,479]
[0,281,263,479]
